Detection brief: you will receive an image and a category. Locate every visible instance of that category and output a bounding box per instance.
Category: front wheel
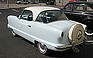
[37,43,48,54]
[11,30,17,37]
[83,20,93,35]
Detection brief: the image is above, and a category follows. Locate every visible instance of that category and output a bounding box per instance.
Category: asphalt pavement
[0,3,46,9]
[0,8,93,58]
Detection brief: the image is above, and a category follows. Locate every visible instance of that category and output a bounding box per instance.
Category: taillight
[61,32,64,37]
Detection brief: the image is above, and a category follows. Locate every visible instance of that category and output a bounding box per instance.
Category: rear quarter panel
[29,22,62,44]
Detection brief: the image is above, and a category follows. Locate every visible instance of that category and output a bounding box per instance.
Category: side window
[36,11,58,23]
[74,4,84,11]
[87,6,93,11]
[36,11,47,23]
[64,4,73,11]
[20,10,33,21]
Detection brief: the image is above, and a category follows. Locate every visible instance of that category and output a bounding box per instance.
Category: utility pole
[7,0,9,8]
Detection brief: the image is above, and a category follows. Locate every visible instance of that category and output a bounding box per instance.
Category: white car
[7,6,86,54]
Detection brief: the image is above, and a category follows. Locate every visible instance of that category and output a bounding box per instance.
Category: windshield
[36,10,68,23]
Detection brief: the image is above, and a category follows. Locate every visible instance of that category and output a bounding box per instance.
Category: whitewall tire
[11,30,17,37]
[37,43,48,54]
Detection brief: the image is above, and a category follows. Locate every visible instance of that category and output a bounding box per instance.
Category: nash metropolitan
[7,6,86,54]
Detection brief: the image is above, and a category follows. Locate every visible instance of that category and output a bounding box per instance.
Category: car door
[64,3,85,22]
[19,10,34,41]
[72,4,85,22]
[63,3,74,20]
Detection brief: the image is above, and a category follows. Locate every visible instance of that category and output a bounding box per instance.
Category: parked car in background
[30,1,39,4]
[46,0,55,5]
[16,0,30,4]
[61,1,93,35]
[7,6,86,54]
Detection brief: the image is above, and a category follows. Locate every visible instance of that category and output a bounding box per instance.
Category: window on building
[64,4,73,11]
[59,0,61,3]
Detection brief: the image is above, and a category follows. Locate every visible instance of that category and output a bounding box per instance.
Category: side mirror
[18,15,21,18]
[28,15,33,21]
[22,15,28,20]
[20,15,33,21]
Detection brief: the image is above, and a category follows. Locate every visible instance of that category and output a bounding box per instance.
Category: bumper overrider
[55,44,72,49]
[55,37,86,52]
[55,38,86,50]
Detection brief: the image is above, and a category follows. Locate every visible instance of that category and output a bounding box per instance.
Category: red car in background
[70,0,77,2]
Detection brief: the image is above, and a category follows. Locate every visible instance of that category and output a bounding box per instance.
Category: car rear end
[50,22,86,52]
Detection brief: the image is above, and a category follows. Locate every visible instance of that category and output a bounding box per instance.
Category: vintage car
[16,0,30,4]
[7,6,86,54]
[61,1,93,35]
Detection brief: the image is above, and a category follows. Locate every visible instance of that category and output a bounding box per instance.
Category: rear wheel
[37,42,48,54]
[72,46,80,53]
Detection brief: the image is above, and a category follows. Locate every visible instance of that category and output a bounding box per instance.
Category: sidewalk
[0,3,46,9]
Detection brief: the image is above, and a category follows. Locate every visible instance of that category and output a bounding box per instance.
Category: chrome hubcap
[38,43,47,54]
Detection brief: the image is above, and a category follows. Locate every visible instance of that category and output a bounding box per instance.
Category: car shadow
[45,44,93,58]
[45,49,81,58]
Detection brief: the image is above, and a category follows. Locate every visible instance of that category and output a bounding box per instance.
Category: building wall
[56,0,69,6]
[88,0,93,2]
[28,0,32,2]
[0,0,16,4]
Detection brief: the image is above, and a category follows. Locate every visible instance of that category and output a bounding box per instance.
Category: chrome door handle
[28,25,31,27]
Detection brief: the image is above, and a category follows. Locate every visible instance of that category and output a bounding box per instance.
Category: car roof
[24,6,59,21]
[25,6,59,12]
[69,1,93,4]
